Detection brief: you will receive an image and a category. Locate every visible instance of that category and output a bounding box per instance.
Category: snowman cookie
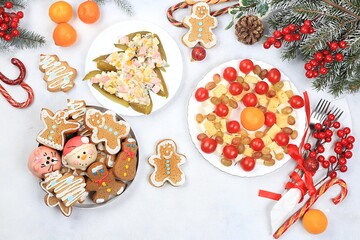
[182,2,218,49]
[86,162,126,203]
[62,136,98,171]
[28,146,62,179]
[113,138,138,181]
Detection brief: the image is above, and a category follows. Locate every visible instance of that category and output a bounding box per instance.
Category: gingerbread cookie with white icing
[36,109,80,151]
[86,162,126,203]
[182,2,218,49]
[39,54,77,92]
[84,109,130,155]
[113,138,138,181]
[148,139,186,187]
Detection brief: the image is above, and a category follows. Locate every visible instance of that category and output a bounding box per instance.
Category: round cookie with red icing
[62,136,98,171]
[28,146,62,179]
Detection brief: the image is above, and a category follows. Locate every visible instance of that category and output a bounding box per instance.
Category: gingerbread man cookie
[113,138,138,181]
[37,109,80,151]
[86,162,126,203]
[40,171,88,217]
[85,109,130,155]
[39,54,77,92]
[148,139,186,187]
[182,2,218,49]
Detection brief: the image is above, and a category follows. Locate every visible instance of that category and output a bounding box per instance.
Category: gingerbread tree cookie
[148,139,186,187]
[86,162,126,203]
[85,109,130,155]
[36,109,80,151]
[39,54,77,92]
[182,2,218,49]
[113,138,138,181]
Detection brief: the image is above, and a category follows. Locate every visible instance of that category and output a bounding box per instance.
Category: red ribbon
[94,171,111,186]
[122,149,136,160]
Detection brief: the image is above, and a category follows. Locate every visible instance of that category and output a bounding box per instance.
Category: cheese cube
[266,124,281,139]
[267,142,279,151]
[243,147,254,157]
[273,145,283,155]
[276,114,288,128]
[203,120,217,136]
[282,80,291,91]
[276,90,289,104]
[220,119,227,132]
[267,97,280,112]
[244,75,259,83]
[212,84,227,98]
[201,102,214,115]
[233,89,250,102]
[223,133,233,144]
[262,135,272,146]
[257,94,269,106]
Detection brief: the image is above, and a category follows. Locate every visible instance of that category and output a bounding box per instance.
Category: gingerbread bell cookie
[37,109,80,151]
[113,138,138,181]
[148,139,186,187]
[182,2,218,49]
[85,109,130,155]
[86,162,126,203]
[39,54,77,92]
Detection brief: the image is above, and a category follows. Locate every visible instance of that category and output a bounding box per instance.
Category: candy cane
[0,58,34,109]
[167,0,238,27]
[273,178,348,239]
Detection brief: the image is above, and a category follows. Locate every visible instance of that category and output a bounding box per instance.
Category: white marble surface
[1,1,359,239]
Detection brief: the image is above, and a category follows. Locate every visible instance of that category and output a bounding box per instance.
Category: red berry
[346,143,353,150]
[17,11,24,18]
[191,47,206,61]
[10,21,17,28]
[304,143,311,150]
[304,63,313,70]
[293,33,301,41]
[322,161,330,168]
[344,151,352,159]
[0,31,3,37]
[334,146,343,154]
[339,41,347,48]
[0,7,4,13]
[12,17,19,23]
[313,132,319,138]
[323,50,330,55]
[288,24,296,31]
[303,20,312,27]
[318,155,325,162]
[318,132,326,139]
[329,42,338,50]
[328,114,335,121]
[329,156,337,163]
[323,120,330,126]
[325,129,333,137]
[312,71,319,78]
[4,2,13,8]
[11,29,19,37]
[273,30,282,38]
[309,151,317,158]
[338,157,347,165]
[317,145,325,153]
[325,55,333,63]
[308,27,314,34]
[329,171,337,179]
[325,137,332,142]
[340,138,348,145]
[318,61,325,66]
[268,37,276,43]
[282,27,290,34]
[343,127,351,134]
[335,142,342,148]
[335,53,344,61]
[263,41,271,49]
[3,16,9,23]
[315,123,322,130]
[3,34,12,41]
[305,71,313,78]
[274,41,282,48]
[333,122,341,128]
[304,158,319,172]
[314,52,324,61]
[347,136,355,143]
[310,59,318,66]
[340,165,348,172]
[300,26,308,34]
[284,34,293,42]
[337,130,345,138]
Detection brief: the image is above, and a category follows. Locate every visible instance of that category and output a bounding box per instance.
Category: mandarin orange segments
[240,107,265,131]
[302,209,328,234]
[78,1,101,24]
[53,23,77,47]
[49,1,73,23]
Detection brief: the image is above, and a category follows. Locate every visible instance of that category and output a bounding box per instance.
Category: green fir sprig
[93,0,133,15]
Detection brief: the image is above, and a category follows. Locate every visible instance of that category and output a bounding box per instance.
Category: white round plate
[85,20,183,116]
[188,59,306,177]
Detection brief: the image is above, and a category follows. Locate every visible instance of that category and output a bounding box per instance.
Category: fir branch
[0,28,46,50]
[0,0,25,9]
[321,0,360,20]
[93,0,133,15]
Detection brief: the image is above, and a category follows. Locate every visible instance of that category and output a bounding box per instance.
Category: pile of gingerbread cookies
[27,99,138,217]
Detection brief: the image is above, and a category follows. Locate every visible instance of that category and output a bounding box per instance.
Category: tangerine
[240,107,265,131]
[302,209,328,234]
[53,23,77,47]
[49,1,73,23]
[78,1,100,24]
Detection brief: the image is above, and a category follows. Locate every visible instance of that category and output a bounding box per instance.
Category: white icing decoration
[91,165,104,173]
[81,137,89,144]
[67,100,86,120]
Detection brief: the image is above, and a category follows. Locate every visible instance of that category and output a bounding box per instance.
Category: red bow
[122,149,136,160]
[94,171,111,186]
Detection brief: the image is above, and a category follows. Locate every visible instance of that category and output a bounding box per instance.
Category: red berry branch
[0,2,24,42]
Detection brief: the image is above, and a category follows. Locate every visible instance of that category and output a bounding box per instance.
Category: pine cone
[235,15,264,45]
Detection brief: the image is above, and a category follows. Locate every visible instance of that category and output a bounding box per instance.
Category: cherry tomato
[200,137,217,154]
[229,82,243,96]
[267,68,281,84]
[195,87,209,102]
[239,59,254,74]
[265,112,276,127]
[289,95,305,109]
[242,93,258,107]
[223,67,237,82]
[255,81,269,95]
[274,132,290,146]
[240,157,255,171]
[215,104,229,117]
[250,138,265,151]
[223,145,238,160]
[226,121,240,134]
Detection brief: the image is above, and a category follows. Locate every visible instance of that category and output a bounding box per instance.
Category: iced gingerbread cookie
[62,136,98,171]
[86,162,126,203]
[96,143,116,168]
[67,99,86,123]
[113,138,138,181]
[39,54,77,92]
[85,109,130,155]
[148,139,186,187]
[182,2,218,49]
[28,146,62,179]
[36,109,80,151]
[40,170,88,217]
